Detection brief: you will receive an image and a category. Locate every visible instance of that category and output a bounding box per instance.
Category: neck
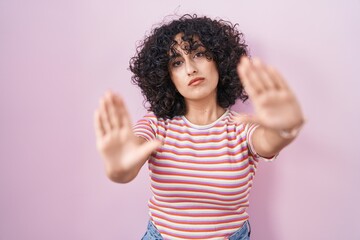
[184,96,226,125]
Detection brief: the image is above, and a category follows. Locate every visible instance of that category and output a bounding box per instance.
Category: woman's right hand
[94,91,161,183]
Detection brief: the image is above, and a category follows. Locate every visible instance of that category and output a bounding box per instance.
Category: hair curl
[129,14,249,119]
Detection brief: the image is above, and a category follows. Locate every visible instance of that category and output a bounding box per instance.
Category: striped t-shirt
[133,109,273,240]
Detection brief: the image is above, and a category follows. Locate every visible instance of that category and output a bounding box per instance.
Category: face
[168,33,219,102]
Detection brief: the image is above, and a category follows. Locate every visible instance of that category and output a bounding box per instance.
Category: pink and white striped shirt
[133,109,273,240]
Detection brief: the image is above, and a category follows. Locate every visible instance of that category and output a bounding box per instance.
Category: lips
[188,77,205,86]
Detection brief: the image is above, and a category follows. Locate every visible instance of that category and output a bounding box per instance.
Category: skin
[94,34,304,183]
[236,56,304,157]
[168,33,225,125]
[94,93,161,183]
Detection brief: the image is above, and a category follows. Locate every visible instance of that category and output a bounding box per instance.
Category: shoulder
[142,111,157,120]
[135,111,159,126]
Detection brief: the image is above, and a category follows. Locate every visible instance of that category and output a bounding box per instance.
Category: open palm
[94,92,160,175]
[235,57,304,131]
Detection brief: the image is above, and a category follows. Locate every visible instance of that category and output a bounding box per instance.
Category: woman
[94,14,304,240]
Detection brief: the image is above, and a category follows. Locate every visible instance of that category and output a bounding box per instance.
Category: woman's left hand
[234,56,304,132]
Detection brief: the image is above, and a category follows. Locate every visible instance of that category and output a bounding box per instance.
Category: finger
[94,109,105,139]
[100,97,112,133]
[252,58,277,90]
[247,58,272,91]
[238,58,258,97]
[266,65,289,90]
[138,140,162,159]
[238,57,264,96]
[105,92,121,129]
[112,93,132,129]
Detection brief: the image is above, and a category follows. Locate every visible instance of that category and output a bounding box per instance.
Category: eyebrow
[169,43,206,57]
[168,46,183,63]
[169,52,181,59]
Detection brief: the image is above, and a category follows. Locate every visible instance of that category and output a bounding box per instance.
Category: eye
[194,51,205,58]
[172,60,183,68]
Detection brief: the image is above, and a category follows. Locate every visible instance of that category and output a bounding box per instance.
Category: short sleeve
[133,112,158,141]
[246,123,277,162]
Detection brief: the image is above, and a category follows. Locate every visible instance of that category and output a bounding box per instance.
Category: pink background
[1,1,359,239]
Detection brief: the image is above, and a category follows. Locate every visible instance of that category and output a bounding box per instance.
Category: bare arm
[235,57,305,158]
[94,91,161,183]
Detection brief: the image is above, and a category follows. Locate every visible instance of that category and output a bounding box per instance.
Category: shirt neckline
[181,109,230,129]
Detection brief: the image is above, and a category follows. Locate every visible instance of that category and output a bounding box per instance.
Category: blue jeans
[141,220,251,240]
[141,220,163,240]
[228,220,251,240]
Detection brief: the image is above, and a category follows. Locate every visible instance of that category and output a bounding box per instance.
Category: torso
[134,110,259,240]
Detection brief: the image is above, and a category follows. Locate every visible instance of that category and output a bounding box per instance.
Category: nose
[186,61,197,76]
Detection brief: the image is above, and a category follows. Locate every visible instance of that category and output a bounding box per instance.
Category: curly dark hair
[129,14,249,119]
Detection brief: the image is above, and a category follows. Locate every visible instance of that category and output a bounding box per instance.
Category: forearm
[103,136,152,184]
[252,121,304,158]
[104,153,148,183]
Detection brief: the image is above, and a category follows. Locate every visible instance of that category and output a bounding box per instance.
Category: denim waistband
[141,220,163,240]
[141,220,251,240]
[228,220,251,240]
